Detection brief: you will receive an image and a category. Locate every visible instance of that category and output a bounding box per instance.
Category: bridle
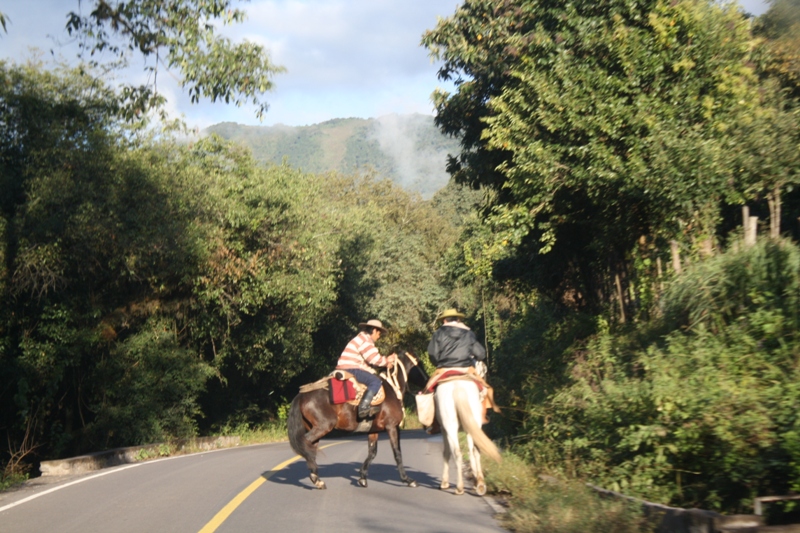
[383,351,420,400]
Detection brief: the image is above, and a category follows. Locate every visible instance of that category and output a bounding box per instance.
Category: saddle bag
[415,392,435,427]
[330,377,359,404]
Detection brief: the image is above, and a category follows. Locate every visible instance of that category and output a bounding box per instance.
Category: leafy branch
[65,0,284,120]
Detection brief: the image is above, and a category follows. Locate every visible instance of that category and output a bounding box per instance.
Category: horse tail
[287,394,312,459]
[453,385,502,463]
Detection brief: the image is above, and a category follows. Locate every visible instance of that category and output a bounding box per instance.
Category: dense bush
[514,240,800,513]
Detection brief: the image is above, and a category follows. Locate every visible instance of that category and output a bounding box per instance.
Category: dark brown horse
[287,350,429,489]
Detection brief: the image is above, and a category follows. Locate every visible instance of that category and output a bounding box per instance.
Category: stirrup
[358,405,380,419]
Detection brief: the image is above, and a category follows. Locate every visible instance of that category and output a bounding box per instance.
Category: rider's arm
[470,332,486,361]
[427,334,440,366]
[360,341,392,367]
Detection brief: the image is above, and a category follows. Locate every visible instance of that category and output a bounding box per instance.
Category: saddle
[419,366,501,426]
[298,370,385,407]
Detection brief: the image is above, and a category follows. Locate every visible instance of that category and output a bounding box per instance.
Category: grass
[0,470,30,492]
[0,420,291,494]
[228,421,289,446]
[485,453,654,533]
[402,407,425,430]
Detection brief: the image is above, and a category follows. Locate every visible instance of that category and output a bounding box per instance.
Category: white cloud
[230,0,458,90]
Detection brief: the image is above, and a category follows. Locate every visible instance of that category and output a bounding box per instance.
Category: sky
[0,0,772,131]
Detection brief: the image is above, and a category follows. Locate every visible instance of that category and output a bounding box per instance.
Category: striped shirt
[336,332,390,372]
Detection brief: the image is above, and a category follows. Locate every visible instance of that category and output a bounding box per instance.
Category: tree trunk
[768,185,782,239]
[670,240,682,274]
[742,205,749,246]
[700,237,714,257]
[615,273,626,324]
[746,216,758,248]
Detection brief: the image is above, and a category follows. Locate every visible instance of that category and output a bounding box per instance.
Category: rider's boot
[357,389,381,419]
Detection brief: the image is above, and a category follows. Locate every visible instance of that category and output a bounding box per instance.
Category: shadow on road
[264,429,443,490]
[265,460,440,490]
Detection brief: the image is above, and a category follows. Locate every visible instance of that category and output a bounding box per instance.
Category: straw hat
[436,308,466,322]
[358,319,387,333]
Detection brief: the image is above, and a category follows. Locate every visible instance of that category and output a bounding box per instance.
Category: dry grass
[403,407,425,430]
[234,422,289,446]
[486,453,654,533]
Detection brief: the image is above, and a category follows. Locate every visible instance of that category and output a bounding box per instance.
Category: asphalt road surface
[0,429,507,532]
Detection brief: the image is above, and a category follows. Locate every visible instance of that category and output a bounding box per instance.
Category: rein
[383,352,416,400]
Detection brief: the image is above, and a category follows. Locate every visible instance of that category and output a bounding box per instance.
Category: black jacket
[427,323,486,368]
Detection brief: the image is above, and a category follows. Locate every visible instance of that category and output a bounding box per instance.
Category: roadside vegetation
[422,0,800,526]
[2,0,800,528]
[486,453,654,533]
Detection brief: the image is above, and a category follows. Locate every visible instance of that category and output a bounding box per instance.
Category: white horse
[434,379,501,496]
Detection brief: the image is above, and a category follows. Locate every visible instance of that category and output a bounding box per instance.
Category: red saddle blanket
[330,378,359,404]
[424,369,484,394]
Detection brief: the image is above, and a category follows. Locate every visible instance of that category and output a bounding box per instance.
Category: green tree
[424,0,797,317]
[178,139,342,426]
[748,0,800,236]
[63,0,284,121]
[0,61,215,457]
[0,62,328,459]
[307,173,456,357]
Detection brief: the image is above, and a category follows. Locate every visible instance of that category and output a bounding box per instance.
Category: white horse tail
[453,386,502,463]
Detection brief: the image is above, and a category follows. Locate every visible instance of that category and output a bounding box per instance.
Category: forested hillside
[205,114,460,199]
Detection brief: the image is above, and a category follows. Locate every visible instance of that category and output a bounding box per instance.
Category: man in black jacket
[427,308,486,369]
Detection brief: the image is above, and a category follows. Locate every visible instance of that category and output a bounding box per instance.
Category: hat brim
[358,322,387,333]
[436,313,466,321]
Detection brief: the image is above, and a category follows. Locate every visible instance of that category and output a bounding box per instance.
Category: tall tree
[424,0,796,315]
[65,0,284,121]
[756,0,800,93]
[748,0,800,236]
[0,61,214,456]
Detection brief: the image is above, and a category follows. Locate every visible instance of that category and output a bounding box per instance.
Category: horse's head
[395,349,429,392]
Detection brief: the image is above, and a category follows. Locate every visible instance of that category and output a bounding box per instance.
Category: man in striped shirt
[336,319,397,419]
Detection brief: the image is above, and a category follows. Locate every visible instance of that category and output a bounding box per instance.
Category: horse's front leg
[358,433,379,487]
[467,434,486,496]
[386,425,417,487]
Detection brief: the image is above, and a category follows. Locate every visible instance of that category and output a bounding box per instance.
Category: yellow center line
[198,442,346,533]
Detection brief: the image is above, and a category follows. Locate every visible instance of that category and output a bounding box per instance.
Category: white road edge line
[0,463,143,513]
[0,442,271,514]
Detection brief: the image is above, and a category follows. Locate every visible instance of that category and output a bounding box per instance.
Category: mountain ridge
[204,114,459,198]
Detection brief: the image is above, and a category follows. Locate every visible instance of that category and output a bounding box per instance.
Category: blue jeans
[348,369,382,394]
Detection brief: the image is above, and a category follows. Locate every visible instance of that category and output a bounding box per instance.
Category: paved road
[0,429,507,532]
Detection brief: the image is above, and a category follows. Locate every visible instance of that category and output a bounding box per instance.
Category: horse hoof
[315,480,327,490]
[358,478,368,488]
[475,483,487,496]
[440,482,449,491]
[455,487,465,496]
[407,480,418,488]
